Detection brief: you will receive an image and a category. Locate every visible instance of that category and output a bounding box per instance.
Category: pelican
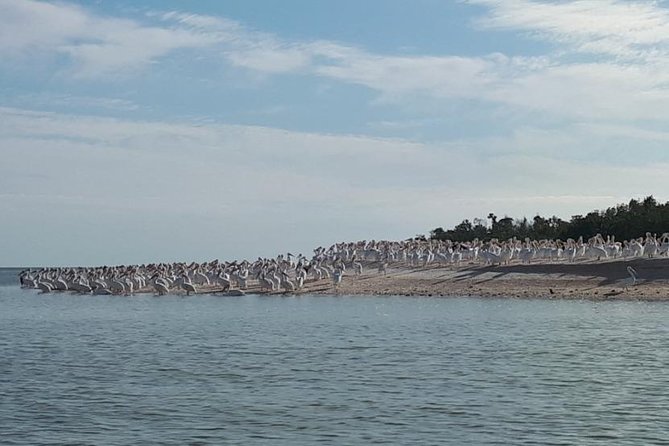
[180,277,196,296]
[332,268,343,289]
[216,272,232,292]
[93,284,112,295]
[281,274,296,293]
[70,280,92,294]
[123,278,135,295]
[152,277,170,296]
[258,274,274,292]
[233,269,248,289]
[53,277,69,291]
[193,271,210,285]
[109,279,126,295]
[21,273,37,288]
[624,266,639,290]
[37,281,53,293]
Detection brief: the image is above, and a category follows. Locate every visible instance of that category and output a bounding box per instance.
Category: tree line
[429,196,669,242]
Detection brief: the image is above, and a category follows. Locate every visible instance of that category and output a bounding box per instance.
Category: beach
[18,256,669,300]
[300,257,669,300]
[168,257,669,300]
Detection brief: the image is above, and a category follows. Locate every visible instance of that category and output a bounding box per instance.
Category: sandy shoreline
[175,257,669,300]
[297,257,669,300]
[20,258,669,300]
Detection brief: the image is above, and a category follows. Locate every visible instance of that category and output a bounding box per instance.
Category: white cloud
[0,0,216,77]
[152,3,669,121]
[6,1,669,123]
[471,0,669,60]
[11,93,139,112]
[492,62,669,120]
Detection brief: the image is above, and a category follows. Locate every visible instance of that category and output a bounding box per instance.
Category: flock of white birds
[19,233,666,295]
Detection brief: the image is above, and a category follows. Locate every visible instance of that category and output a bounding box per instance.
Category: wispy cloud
[0,0,216,77]
[10,93,140,112]
[153,3,669,121]
[471,0,669,61]
[6,0,669,123]
[2,105,667,212]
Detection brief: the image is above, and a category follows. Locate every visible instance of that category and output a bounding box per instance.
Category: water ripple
[2,289,669,444]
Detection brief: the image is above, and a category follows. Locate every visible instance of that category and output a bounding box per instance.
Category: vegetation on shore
[430,196,668,242]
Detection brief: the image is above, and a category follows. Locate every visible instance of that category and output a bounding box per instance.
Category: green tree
[428,196,666,243]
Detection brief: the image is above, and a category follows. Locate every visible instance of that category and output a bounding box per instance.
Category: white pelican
[333,268,343,289]
[624,266,639,290]
[193,271,210,285]
[153,278,170,296]
[216,272,232,292]
[258,274,274,292]
[109,279,126,294]
[21,274,37,288]
[181,277,196,296]
[124,278,135,295]
[281,273,296,292]
[70,281,92,294]
[93,284,112,295]
[53,277,68,291]
[37,281,53,293]
[234,269,248,289]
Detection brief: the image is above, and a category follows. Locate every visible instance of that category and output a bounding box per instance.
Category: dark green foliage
[429,196,668,242]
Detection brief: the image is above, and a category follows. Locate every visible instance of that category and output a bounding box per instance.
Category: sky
[3,0,669,266]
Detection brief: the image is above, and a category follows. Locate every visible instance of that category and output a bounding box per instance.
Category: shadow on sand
[449,257,669,287]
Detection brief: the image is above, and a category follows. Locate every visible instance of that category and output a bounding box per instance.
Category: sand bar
[301,257,669,300]
[20,257,669,301]
[163,257,669,300]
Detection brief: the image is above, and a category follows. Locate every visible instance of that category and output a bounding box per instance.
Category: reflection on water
[2,279,669,444]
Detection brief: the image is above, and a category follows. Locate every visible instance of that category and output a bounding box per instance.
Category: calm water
[2,269,669,444]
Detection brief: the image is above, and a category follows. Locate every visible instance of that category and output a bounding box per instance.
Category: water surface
[2,270,669,444]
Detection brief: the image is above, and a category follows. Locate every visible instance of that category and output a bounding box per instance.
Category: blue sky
[3,0,669,266]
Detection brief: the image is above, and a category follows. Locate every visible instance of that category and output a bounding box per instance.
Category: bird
[180,277,196,296]
[332,268,343,290]
[93,283,112,295]
[37,281,53,294]
[234,270,248,289]
[124,278,135,295]
[109,279,126,295]
[70,280,92,294]
[216,273,232,292]
[151,276,170,296]
[624,266,639,290]
[258,273,274,292]
[281,277,296,293]
[20,273,37,288]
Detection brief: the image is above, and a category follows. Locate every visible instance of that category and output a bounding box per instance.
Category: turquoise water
[2,269,669,444]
